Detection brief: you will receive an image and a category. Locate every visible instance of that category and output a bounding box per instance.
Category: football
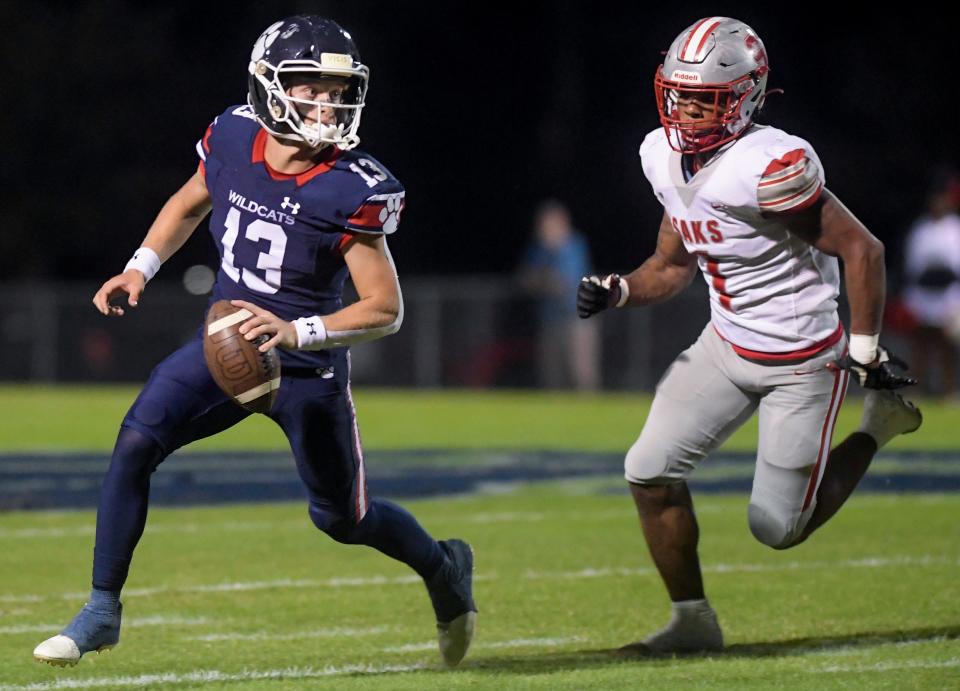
[203,300,281,414]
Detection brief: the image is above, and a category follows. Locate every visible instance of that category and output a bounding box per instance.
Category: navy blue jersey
[196,104,405,368]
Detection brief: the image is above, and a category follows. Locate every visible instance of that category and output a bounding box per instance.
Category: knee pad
[623,436,693,485]
[748,502,801,550]
[110,427,166,480]
[308,502,358,544]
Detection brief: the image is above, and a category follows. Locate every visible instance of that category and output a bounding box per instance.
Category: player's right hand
[828,345,917,390]
[92,270,147,316]
[577,274,623,319]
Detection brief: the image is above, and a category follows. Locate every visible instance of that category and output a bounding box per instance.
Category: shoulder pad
[755,131,825,215]
[329,151,405,234]
[196,105,259,163]
[639,127,666,159]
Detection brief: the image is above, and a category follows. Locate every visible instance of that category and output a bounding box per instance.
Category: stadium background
[1,2,958,689]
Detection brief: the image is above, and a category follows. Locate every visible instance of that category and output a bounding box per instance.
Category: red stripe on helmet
[680,17,714,61]
[692,20,723,61]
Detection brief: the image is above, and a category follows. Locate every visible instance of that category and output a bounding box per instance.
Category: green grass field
[1,387,958,689]
[2,386,959,451]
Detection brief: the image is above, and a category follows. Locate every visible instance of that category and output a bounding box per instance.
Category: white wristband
[615,276,630,307]
[601,274,630,307]
[124,247,162,283]
[849,333,879,364]
[294,315,328,350]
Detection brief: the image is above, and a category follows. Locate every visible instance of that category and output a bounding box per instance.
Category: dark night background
[5,2,958,288]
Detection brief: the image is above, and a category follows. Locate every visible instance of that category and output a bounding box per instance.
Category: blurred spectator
[518,199,599,389]
[902,168,960,397]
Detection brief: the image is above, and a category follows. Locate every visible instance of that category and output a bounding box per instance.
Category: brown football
[203,300,281,414]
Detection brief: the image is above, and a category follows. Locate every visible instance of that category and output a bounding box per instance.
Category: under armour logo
[281,197,300,215]
[306,322,317,335]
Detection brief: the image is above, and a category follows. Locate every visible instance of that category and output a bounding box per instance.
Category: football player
[34,16,476,668]
[577,17,922,653]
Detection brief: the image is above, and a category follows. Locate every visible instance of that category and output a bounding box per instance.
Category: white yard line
[0,521,300,540]
[3,554,955,605]
[0,616,208,635]
[808,636,957,658]
[188,626,388,642]
[0,663,428,691]
[524,555,959,581]
[812,658,960,673]
[384,635,586,653]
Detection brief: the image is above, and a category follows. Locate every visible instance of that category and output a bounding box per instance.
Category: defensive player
[34,16,476,668]
[577,17,922,653]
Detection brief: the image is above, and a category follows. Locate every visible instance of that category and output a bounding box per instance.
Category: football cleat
[857,389,923,449]
[425,539,477,667]
[620,601,723,655]
[33,602,122,667]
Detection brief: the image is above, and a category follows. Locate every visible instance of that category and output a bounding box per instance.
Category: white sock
[671,598,712,620]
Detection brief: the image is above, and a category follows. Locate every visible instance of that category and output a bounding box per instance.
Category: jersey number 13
[221,207,287,294]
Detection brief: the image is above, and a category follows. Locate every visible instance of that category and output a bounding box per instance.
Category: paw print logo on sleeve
[377,193,405,233]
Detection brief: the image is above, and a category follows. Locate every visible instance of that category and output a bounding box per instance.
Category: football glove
[577,274,625,319]
[829,345,917,390]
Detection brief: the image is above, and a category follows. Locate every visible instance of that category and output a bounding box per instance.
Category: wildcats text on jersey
[227,190,297,226]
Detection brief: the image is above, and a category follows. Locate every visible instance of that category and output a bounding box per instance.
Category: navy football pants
[92,338,443,590]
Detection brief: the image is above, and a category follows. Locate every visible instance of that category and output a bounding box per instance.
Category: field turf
[0,387,958,689]
[2,386,958,452]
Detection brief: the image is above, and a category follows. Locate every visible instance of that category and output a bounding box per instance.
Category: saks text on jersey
[227,190,296,226]
[671,217,724,245]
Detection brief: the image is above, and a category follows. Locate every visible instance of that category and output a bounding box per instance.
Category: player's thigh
[750,365,849,546]
[626,330,759,484]
[271,366,367,521]
[123,338,250,454]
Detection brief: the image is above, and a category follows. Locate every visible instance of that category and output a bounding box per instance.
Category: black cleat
[425,539,477,666]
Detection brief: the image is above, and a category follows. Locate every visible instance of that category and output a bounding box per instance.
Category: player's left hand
[231,300,298,352]
[828,345,917,389]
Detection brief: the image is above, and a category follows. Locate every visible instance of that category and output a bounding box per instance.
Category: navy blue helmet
[247,16,369,149]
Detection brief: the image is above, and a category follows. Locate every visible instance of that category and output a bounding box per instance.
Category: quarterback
[34,16,476,668]
[577,17,922,652]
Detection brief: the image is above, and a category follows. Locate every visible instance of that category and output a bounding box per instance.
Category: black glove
[830,345,917,390]
[577,274,623,319]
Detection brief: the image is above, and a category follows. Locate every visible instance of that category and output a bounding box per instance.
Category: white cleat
[33,634,115,667]
[437,611,476,667]
[620,602,723,655]
[33,635,82,667]
[858,390,923,449]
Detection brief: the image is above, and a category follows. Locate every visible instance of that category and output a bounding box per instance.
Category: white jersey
[640,125,841,356]
[902,213,960,327]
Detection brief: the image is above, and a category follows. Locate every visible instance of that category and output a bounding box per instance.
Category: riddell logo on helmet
[671,70,702,84]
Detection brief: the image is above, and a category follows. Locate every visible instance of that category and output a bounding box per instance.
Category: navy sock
[88,587,121,614]
[311,498,445,579]
[92,427,165,591]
